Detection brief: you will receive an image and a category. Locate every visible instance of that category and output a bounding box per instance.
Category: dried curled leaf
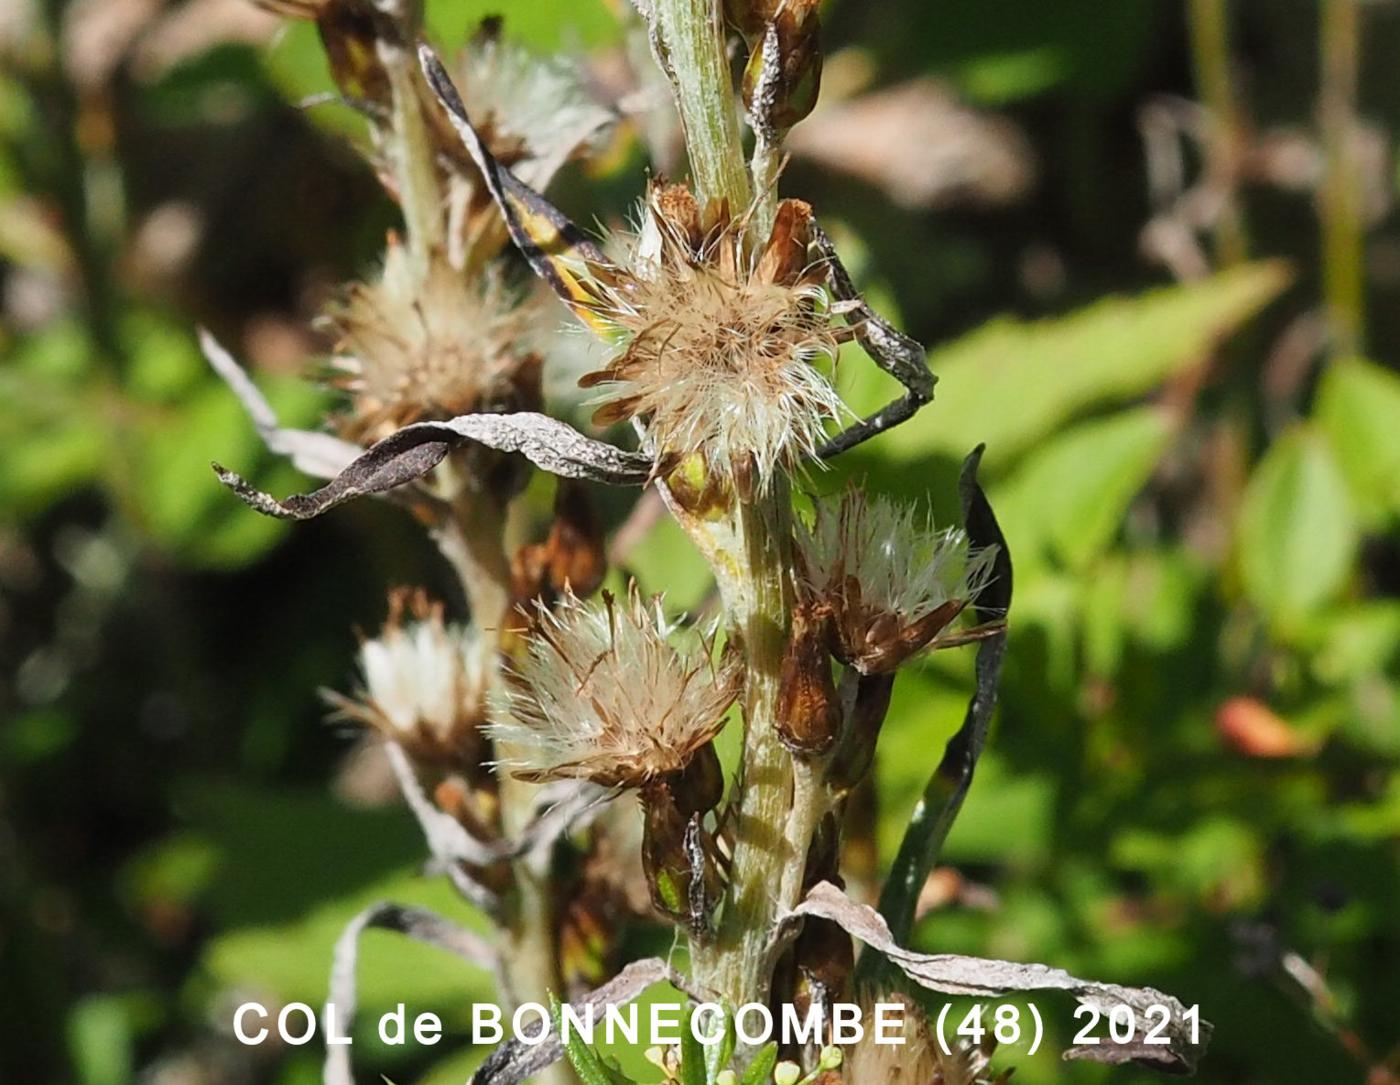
[214,412,652,519]
[471,958,700,1085]
[787,882,1211,1073]
[199,329,362,480]
[867,444,1012,953]
[325,900,497,1085]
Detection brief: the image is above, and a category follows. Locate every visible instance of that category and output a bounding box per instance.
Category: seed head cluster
[327,589,489,766]
[576,184,845,494]
[797,491,997,672]
[488,588,741,788]
[325,242,540,444]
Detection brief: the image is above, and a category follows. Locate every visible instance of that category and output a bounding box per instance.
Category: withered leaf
[199,328,361,481]
[471,958,702,1085]
[787,882,1211,1074]
[325,900,496,1085]
[215,412,651,519]
[865,444,1012,958]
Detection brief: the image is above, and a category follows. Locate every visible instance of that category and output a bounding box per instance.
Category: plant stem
[1319,0,1365,360]
[1187,0,1247,267]
[750,131,782,239]
[436,480,573,1085]
[706,494,798,1006]
[645,0,828,1009]
[650,0,753,209]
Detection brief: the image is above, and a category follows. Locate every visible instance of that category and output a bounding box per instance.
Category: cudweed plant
[210,0,1212,1081]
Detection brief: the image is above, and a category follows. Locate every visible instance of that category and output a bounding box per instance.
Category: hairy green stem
[708,495,797,1005]
[644,0,825,1011]
[650,0,753,209]
[379,37,445,274]
[1319,0,1365,359]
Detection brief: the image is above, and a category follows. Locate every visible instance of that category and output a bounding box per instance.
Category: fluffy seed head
[324,241,540,443]
[797,491,997,673]
[578,185,845,495]
[451,27,614,194]
[488,588,741,788]
[327,589,489,767]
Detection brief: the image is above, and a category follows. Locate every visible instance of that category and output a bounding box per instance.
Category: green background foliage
[2,0,1397,1082]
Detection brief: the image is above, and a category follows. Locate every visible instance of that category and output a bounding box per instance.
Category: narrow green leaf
[553,999,619,1085]
[678,1009,707,1085]
[869,261,1288,467]
[739,1043,780,1085]
[703,1002,736,1084]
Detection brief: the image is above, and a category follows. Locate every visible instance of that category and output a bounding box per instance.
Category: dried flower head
[324,240,541,444]
[843,996,1000,1085]
[437,21,613,266]
[450,24,614,194]
[797,491,997,673]
[327,588,489,767]
[488,587,741,788]
[575,184,846,495]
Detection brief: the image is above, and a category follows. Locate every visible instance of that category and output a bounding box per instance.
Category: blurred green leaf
[622,513,716,613]
[425,0,622,51]
[1310,601,1400,687]
[1112,817,1265,907]
[871,262,1289,469]
[0,416,107,517]
[131,374,328,568]
[204,866,495,1019]
[1236,426,1358,634]
[122,312,204,404]
[993,406,1173,570]
[0,708,77,763]
[1315,357,1400,524]
[120,833,222,913]
[67,996,134,1085]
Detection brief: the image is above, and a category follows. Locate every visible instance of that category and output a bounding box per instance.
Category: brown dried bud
[791,915,854,1030]
[722,0,777,38]
[653,182,705,254]
[669,740,725,817]
[755,199,815,288]
[639,779,718,929]
[826,672,895,792]
[778,601,842,755]
[544,480,606,597]
[742,0,823,136]
[663,453,732,519]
